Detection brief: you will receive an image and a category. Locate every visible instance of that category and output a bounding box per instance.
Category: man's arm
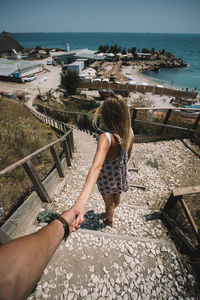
[0,208,80,300]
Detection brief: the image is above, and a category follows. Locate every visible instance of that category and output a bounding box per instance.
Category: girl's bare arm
[128,130,134,160]
[73,134,109,227]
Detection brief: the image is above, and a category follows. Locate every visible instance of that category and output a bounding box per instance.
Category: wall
[79,82,198,99]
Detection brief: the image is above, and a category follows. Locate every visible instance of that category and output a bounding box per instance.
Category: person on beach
[73,96,134,228]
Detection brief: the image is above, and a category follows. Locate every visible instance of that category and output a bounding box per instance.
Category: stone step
[27,130,197,299]
[28,228,195,300]
[48,193,167,241]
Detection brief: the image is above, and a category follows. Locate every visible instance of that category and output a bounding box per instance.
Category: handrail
[0,131,71,177]
[162,185,200,257]
[35,102,200,144]
[0,106,74,205]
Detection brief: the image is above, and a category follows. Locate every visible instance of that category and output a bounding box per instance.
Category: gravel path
[28,129,199,299]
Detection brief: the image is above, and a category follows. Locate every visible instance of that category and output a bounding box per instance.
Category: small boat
[184,105,200,110]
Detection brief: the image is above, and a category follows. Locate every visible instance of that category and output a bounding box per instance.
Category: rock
[101,285,107,297]
[66,273,73,280]
[80,289,88,297]
[68,293,74,300]
[91,292,99,300]
[89,266,94,272]
[115,284,120,293]
[132,291,138,300]
[124,254,133,264]
[91,274,99,284]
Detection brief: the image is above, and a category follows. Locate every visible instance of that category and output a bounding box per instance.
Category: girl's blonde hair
[93,96,131,150]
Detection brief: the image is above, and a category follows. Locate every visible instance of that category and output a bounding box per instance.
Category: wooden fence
[161,185,200,257]
[131,106,200,143]
[80,81,198,99]
[36,103,200,144]
[0,108,74,243]
[1,104,200,243]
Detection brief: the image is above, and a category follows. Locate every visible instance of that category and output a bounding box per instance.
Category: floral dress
[97,133,129,197]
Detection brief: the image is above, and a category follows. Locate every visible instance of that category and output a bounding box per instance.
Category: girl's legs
[101,193,120,227]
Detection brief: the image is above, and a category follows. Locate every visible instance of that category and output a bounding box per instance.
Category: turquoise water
[14,32,200,93]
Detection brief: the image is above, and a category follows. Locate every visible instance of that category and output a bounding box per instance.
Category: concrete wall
[67,61,84,74]
[21,64,43,77]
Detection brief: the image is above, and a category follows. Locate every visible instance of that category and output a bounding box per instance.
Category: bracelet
[55,215,70,239]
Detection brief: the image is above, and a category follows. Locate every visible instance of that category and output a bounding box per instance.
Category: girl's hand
[72,202,85,230]
[60,207,80,233]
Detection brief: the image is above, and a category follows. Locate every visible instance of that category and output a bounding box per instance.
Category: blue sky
[1,0,200,34]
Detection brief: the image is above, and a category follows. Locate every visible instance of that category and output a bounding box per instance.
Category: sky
[1,0,200,34]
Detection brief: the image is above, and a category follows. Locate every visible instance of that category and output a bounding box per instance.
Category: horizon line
[11,31,200,35]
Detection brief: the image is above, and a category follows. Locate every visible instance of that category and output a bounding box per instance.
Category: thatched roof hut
[0,33,24,56]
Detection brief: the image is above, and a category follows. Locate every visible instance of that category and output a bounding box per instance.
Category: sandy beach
[0,53,193,109]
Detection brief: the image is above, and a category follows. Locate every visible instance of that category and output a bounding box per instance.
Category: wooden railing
[161,186,200,257]
[0,109,74,203]
[131,107,200,142]
[35,103,200,144]
[0,108,75,243]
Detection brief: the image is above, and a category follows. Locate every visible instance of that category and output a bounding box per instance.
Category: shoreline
[122,65,199,98]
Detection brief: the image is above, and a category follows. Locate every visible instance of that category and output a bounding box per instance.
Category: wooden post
[161,212,197,256]
[163,193,182,212]
[159,109,172,134]
[23,160,51,203]
[179,198,199,241]
[70,130,74,152]
[67,135,73,158]
[50,145,65,178]
[63,140,71,166]
[192,112,200,131]
[131,109,137,130]
[0,229,11,245]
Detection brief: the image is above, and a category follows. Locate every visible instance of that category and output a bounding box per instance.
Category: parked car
[47,60,52,65]
[128,80,136,86]
[24,75,36,82]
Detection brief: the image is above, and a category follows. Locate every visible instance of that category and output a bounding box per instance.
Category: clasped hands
[60,203,85,233]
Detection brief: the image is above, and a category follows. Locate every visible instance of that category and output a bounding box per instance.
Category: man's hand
[60,208,81,233]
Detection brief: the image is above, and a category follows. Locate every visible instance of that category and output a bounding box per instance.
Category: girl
[73,96,134,228]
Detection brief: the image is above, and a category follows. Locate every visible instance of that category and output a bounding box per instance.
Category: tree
[122,48,127,55]
[98,45,105,52]
[60,69,80,95]
[160,49,165,55]
[131,47,136,57]
[141,48,151,53]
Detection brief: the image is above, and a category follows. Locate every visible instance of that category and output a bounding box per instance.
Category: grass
[0,97,61,223]
[146,159,159,169]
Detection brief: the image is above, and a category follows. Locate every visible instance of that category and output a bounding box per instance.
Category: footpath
[28,129,197,300]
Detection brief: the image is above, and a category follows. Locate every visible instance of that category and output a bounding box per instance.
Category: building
[66,60,84,74]
[52,48,106,67]
[0,34,24,57]
[0,58,43,81]
[136,53,152,60]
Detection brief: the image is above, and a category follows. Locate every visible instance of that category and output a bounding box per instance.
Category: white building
[66,60,84,74]
[0,58,43,81]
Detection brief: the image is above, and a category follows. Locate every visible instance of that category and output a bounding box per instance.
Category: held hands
[71,202,86,230]
[60,207,84,233]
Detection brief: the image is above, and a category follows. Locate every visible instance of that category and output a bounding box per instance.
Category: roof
[67,61,84,67]
[74,49,96,59]
[0,36,24,53]
[53,48,98,60]
[0,58,42,76]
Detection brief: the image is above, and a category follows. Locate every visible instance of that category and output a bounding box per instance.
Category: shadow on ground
[81,210,107,230]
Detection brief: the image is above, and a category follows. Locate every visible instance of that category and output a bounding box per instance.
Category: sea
[14,32,200,94]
